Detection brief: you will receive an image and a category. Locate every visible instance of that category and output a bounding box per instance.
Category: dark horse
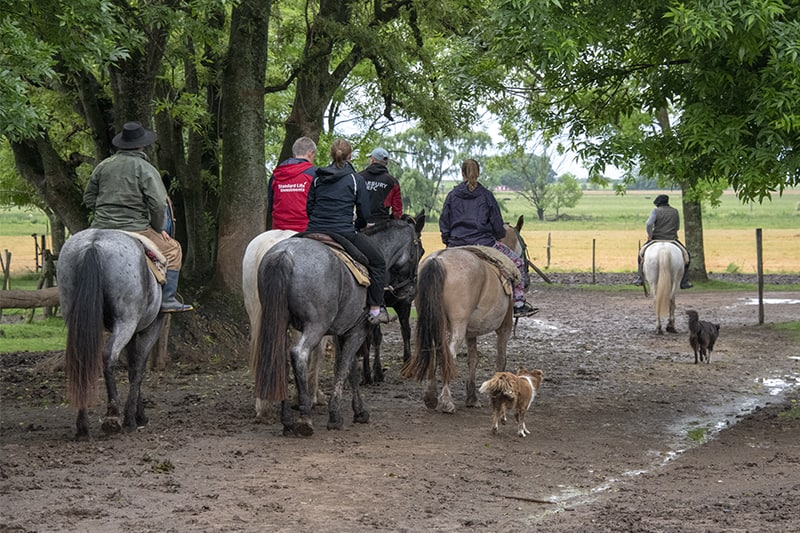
[253,221,421,436]
[359,211,426,384]
[57,229,165,439]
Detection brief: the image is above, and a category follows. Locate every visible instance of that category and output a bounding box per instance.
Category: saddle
[121,231,167,285]
[458,245,520,296]
[639,240,690,264]
[294,232,370,287]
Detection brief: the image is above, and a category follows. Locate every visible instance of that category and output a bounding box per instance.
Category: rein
[511,226,531,287]
[386,218,423,298]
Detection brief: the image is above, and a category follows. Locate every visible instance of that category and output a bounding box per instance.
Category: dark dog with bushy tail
[686,310,720,364]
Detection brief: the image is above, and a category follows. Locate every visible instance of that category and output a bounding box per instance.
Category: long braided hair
[461,158,480,191]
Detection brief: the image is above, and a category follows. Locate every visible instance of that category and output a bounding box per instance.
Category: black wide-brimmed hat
[653,194,670,206]
[112,122,157,149]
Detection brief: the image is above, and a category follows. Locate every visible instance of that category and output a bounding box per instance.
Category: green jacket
[84,151,167,232]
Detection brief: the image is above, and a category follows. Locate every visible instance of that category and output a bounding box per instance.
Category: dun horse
[401,247,517,413]
[57,229,166,439]
[642,241,684,334]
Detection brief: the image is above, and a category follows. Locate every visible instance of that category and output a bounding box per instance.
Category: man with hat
[633,194,693,289]
[359,147,403,223]
[83,121,193,312]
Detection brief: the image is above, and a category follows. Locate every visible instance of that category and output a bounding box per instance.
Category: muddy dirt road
[2,282,799,532]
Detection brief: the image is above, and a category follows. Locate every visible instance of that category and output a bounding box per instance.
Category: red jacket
[268,158,317,231]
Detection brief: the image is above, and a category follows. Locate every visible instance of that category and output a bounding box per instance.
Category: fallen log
[0,287,60,309]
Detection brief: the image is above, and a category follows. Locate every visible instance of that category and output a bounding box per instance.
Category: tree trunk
[10,137,90,234]
[277,0,362,162]
[681,186,709,282]
[214,0,271,294]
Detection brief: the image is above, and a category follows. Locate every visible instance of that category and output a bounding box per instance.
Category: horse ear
[515,215,524,232]
[415,211,426,234]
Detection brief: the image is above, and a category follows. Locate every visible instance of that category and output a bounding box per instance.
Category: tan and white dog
[478,368,543,437]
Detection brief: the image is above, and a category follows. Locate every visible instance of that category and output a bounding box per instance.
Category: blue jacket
[306,162,370,234]
[439,181,505,247]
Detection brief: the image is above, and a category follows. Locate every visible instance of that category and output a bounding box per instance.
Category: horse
[242,229,328,414]
[401,247,515,413]
[56,229,166,439]
[642,241,684,334]
[359,212,426,384]
[253,221,421,436]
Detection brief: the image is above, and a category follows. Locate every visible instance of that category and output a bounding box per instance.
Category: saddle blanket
[122,231,167,285]
[458,245,520,296]
[329,248,370,287]
[639,240,690,264]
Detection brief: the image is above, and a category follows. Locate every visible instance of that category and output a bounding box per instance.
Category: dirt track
[2,280,800,532]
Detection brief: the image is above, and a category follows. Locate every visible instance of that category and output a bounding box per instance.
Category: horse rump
[686,310,720,364]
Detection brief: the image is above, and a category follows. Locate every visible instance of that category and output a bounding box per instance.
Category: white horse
[242,230,328,417]
[642,241,684,335]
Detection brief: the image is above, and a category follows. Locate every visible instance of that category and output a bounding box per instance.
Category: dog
[686,310,720,364]
[478,367,543,437]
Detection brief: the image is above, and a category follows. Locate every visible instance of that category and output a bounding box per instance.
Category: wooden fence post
[756,228,764,325]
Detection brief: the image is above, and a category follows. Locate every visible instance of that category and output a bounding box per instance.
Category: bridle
[386,215,423,298]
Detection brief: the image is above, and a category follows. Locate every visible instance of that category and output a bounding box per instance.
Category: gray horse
[253,237,370,437]
[57,229,165,439]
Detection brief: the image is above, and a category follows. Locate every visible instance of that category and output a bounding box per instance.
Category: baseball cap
[370,147,389,162]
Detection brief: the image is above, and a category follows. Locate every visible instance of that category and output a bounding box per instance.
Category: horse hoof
[353,411,370,424]
[101,417,122,435]
[438,403,456,414]
[666,326,678,334]
[75,430,90,442]
[294,419,314,437]
[423,395,438,410]
[326,417,343,431]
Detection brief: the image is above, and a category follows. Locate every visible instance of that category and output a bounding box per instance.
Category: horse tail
[65,246,105,411]
[401,257,456,383]
[654,248,672,320]
[253,251,292,402]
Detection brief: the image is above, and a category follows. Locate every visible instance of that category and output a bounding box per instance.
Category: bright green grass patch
[0,316,66,353]
[770,322,800,343]
[0,207,50,237]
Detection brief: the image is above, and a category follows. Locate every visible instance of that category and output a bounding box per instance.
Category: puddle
[533,370,800,520]
[740,298,800,305]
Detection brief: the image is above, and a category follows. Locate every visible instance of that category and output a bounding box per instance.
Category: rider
[268,136,318,231]
[633,194,693,289]
[305,138,394,325]
[359,147,403,223]
[439,158,538,318]
[83,121,193,313]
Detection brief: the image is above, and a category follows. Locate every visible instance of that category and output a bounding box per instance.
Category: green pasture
[0,207,50,237]
[424,189,800,231]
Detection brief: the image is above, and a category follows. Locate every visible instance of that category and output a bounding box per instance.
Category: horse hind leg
[348,349,369,425]
[465,337,481,408]
[666,300,678,333]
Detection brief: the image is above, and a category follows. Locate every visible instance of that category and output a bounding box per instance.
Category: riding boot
[633,256,644,286]
[161,270,194,312]
[680,264,694,289]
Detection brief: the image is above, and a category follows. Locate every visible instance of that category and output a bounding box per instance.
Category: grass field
[2,189,799,275]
